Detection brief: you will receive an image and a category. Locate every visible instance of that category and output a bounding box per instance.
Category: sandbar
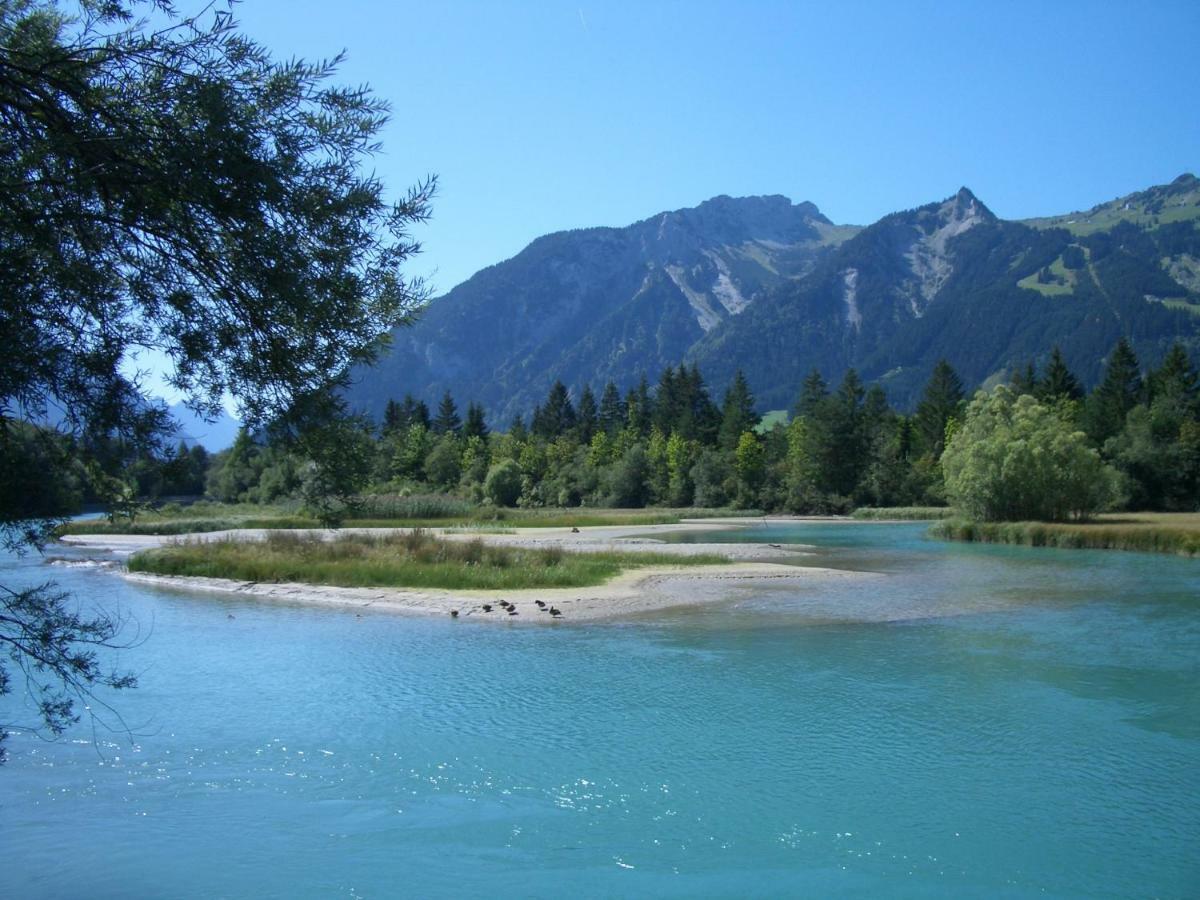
[61,518,870,623]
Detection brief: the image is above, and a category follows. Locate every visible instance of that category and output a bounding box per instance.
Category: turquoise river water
[1,522,1198,898]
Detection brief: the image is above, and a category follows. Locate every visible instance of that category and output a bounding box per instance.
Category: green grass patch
[929,513,1200,556]
[680,508,765,519]
[127,530,729,591]
[1157,298,1200,317]
[1023,198,1200,236]
[58,515,319,535]
[755,410,790,433]
[1017,254,1077,296]
[60,500,770,537]
[352,493,476,520]
[852,506,956,520]
[486,509,682,528]
[814,222,863,246]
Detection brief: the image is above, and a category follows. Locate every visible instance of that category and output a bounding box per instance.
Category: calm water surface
[2,523,1198,898]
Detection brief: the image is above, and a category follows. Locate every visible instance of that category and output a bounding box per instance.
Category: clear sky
[227,0,1200,296]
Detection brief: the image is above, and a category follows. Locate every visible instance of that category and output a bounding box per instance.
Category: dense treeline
[188,339,1197,518]
[21,341,1197,522]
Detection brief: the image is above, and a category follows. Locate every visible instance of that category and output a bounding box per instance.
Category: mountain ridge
[347,176,1200,421]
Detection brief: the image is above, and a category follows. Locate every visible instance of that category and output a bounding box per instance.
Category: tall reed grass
[852,507,956,520]
[929,517,1200,556]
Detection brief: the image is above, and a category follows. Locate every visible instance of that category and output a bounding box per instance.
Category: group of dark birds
[450,599,563,619]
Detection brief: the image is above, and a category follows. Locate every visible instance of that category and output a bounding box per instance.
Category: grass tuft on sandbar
[127,530,730,590]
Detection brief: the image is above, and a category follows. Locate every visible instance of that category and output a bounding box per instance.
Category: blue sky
[137,0,1199,412]
[230,0,1200,295]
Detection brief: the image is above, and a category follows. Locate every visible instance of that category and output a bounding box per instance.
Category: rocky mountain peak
[643,193,829,255]
[902,189,996,312]
[944,187,995,226]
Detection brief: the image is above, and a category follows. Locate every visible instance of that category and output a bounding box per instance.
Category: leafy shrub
[483,459,522,507]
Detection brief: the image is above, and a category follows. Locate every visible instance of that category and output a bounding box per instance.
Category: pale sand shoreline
[61,517,873,623]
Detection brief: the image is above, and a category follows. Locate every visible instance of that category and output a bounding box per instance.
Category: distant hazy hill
[346,175,1200,419]
[168,402,240,451]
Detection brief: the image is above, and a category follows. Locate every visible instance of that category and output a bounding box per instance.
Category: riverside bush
[942,387,1121,522]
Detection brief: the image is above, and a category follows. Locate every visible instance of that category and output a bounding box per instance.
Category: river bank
[930,514,1200,556]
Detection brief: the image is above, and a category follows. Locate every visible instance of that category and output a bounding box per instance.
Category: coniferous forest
[40,339,1195,525]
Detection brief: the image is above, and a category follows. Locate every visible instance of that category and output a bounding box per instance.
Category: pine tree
[913,359,965,460]
[434,391,462,435]
[576,386,598,443]
[598,381,626,435]
[463,402,489,440]
[719,370,757,450]
[1037,347,1083,402]
[1085,338,1143,444]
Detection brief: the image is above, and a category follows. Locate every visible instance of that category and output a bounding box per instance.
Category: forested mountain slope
[691,180,1200,409]
[348,195,848,424]
[348,176,1200,420]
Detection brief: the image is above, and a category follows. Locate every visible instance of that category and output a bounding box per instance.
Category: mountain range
[346,174,1200,421]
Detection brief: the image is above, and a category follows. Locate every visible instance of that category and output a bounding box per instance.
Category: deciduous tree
[943,387,1120,522]
[0,0,432,758]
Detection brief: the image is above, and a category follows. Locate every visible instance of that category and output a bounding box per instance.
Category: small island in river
[62,519,877,623]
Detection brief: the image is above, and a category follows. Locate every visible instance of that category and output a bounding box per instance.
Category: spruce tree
[719,370,758,450]
[626,375,653,436]
[1085,338,1143,444]
[413,400,432,431]
[685,364,721,444]
[576,386,599,443]
[598,381,626,435]
[463,402,489,440]
[1010,361,1038,396]
[1147,343,1199,412]
[826,369,869,496]
[913,359,965,460]
[536,381,576,438]
[383,399,402,433]
[509,415,528,442]
[434,391,462,435]
[652,367,682,435]
[1037,347,1083,402]
[794,369,828,419]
